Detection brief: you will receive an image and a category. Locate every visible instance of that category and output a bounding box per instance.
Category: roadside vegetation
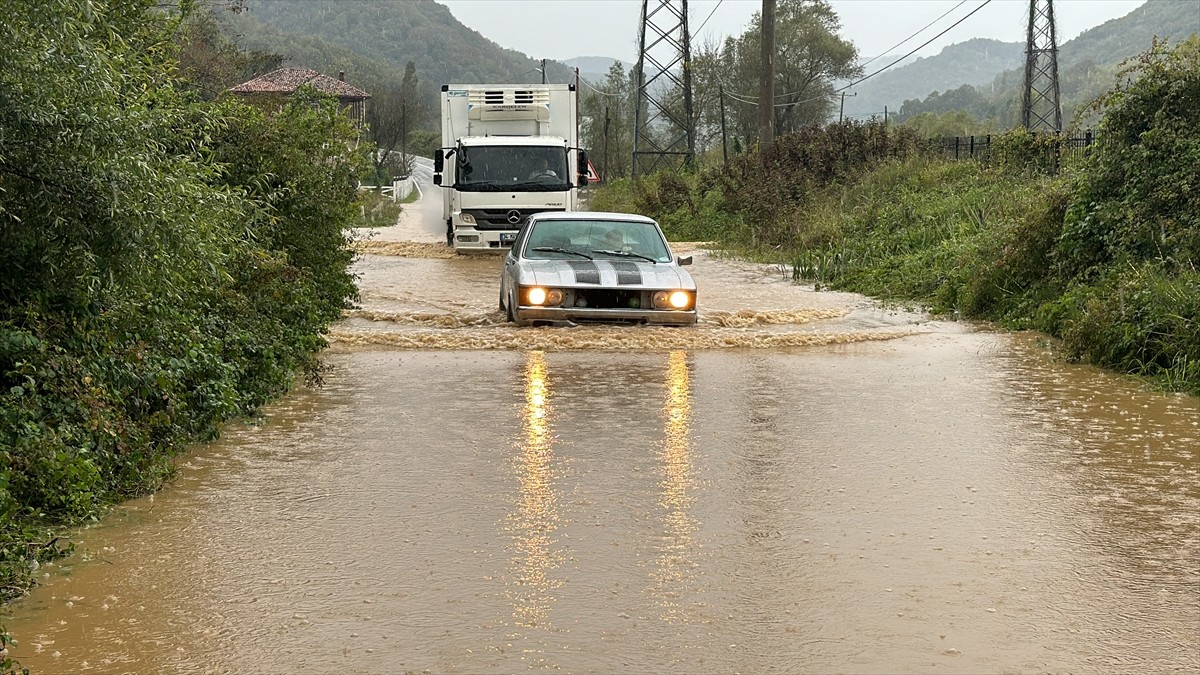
[0,1,369,666]
[594,37,1200,397]
[355,188,407,228]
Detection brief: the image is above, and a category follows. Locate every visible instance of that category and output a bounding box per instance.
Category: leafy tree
[175,6,282,100]
[365,61,431,181]
[691,0,859,149]
[580,62,638,181]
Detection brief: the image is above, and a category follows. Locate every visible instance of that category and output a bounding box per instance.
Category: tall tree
[692,0,859,150]
[175,8,282,100]
[580,62,638,181]
[365,60,430,180]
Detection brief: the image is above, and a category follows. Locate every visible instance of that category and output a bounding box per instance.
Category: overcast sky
[438,0,1149,64]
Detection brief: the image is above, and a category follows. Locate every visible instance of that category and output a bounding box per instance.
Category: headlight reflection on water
[655,350,701,622]
[507,350,562,628]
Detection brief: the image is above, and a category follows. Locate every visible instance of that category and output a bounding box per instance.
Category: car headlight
[460,213,476,225]
[523,287,564,306]
[653,290,693,310]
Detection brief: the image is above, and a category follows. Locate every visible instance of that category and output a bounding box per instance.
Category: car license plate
[500,232,517,246]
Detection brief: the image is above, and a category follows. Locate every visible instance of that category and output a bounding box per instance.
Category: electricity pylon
[1021,0,1062,133]
[632,0,695,177]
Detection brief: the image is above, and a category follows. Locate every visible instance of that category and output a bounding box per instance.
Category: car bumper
[515,306,698,326]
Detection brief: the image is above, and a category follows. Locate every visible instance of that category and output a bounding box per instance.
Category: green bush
[1058,36,1200,279]
[356,189,405,228]
[0,1,366,657]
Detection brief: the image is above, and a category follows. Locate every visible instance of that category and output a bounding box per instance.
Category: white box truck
[434,84,588,251]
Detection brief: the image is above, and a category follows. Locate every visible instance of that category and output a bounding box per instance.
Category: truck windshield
[456,146,569,191]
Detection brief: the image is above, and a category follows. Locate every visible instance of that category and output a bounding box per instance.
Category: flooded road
[3,190,1198,673]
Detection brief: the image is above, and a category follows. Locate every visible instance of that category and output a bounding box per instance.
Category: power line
[693,0,725,36]
[734,0,996,110]
[719,0,986,110]
[578,76,623,98]
[857,0,970,70]
[846,0,994,90]
[506,67,543,83]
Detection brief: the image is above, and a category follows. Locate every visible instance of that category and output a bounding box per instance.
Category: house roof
[229,68,371,100]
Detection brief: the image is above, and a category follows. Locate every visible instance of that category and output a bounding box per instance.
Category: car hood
[519,258,696,290]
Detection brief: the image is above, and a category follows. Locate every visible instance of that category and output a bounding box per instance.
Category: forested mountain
[890,0,1199,129]
[840,39,1024,119]
[223,0,579,119]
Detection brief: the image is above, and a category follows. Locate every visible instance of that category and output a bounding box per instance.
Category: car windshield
[523,219,672,263]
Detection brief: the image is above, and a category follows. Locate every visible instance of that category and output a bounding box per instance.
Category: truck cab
[435,85,587,251]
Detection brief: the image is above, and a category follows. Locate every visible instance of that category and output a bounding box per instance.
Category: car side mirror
[676,255,693,266]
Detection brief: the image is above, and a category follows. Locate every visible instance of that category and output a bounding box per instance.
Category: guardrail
[358,177,414,202]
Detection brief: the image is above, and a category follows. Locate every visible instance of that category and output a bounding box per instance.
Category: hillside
[223,0,579,118]
[840,39,1023,119]
[890,0,1199,128]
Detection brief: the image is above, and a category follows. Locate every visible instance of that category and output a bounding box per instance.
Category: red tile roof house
[229,68,371,125]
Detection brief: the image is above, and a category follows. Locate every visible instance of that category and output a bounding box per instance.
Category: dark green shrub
[1058,36,1200,278]
[0,2,367,654]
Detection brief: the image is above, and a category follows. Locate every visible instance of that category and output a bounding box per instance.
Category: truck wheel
[445,220,453,247]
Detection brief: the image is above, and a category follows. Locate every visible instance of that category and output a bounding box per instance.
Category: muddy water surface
[4,239,1198,674]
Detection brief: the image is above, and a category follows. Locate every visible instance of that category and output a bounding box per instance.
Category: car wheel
[505,290,516,323]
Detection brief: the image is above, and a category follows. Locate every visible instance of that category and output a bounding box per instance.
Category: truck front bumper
[452,227,516,252]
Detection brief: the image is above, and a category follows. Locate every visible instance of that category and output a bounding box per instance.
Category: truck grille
[463,208,564,229]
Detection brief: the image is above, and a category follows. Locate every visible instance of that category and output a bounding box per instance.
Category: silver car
[499,212,698,326]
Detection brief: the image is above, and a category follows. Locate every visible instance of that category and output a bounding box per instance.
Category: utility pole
[632,0,695,177]
[758,0,776,151]
[838,91,857,124]
[719,85,728,164]
[1021,0,1062,133]
[603,105,611,183]
[541,58,547,84]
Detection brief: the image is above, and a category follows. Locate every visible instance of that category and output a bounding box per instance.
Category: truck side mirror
[576,149,589,186]
[433,149,445,186]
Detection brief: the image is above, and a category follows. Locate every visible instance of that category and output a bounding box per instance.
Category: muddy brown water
[3,237,1198,674]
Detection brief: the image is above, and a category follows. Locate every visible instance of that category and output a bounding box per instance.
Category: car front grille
[570,288,645,310]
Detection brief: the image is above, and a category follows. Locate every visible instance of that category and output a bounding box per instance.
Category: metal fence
[934,131,1098,167]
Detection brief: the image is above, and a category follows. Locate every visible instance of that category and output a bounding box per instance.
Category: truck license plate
[500,232,517,246]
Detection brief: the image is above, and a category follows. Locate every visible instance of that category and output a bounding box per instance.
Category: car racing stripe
[567,260,601,284]
[606,261,643,285]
